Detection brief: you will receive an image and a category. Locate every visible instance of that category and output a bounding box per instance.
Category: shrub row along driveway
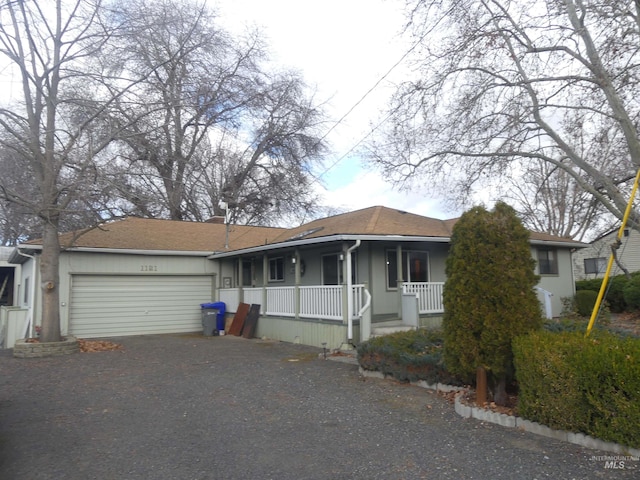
[0,334,636,479]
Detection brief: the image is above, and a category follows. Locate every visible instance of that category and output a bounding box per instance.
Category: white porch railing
[243,287,264,314]
[300,285,342,320]
[218,288,240,311]
[266,286,296,317]
[219,284,365,321]
[402,282,445,314]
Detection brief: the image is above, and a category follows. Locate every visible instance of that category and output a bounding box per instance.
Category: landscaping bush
[574,290,598,316]
[357,329,462,385]
[576,275,629,313]
[513,330,640,449]
[442,202,542,404]
[623,274,640,310]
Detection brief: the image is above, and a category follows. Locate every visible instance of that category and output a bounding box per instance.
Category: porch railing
[219,284,365,321]
[402,282,445,314]
[300,285,342,320]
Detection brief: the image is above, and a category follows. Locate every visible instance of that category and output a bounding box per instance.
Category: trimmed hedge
[623,274,640,310]
[357,329,462,385]
[576,272,640,313]
[513,330,640,449]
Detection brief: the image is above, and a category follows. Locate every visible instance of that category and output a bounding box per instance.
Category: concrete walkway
[0,334,637,479]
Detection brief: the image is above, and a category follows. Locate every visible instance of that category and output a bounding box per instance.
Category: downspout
[346,239,361,344]
[17,249,37,338]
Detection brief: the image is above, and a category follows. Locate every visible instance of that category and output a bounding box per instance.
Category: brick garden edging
[13,336,80,358]
[359,367,640,458]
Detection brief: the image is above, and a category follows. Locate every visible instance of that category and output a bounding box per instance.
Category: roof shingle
[22,206,585,253]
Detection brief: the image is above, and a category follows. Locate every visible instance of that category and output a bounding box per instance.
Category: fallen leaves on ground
[460,390,518,416]
[78,339,123,353]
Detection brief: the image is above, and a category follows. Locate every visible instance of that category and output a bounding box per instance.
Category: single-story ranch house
[6,206,585,349]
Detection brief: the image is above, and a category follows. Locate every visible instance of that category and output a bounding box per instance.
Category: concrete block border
[13,336,80,358]
[359,366,640,457]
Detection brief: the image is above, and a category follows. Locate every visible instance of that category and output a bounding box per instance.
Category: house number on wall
[140,265,158,272]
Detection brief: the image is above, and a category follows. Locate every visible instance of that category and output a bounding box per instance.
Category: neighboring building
[0,246,19,306]
[8,206,585,349]
[573,228,640,280]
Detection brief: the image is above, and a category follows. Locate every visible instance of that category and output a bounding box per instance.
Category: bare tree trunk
[493,376,508,407]
[39,217,61,343]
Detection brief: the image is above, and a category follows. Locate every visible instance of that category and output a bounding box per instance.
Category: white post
[346,240,361,342]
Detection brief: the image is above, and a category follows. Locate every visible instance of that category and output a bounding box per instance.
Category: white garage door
[69,275,214,338]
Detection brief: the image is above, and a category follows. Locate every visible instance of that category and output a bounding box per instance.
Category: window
[322,253,357,285]
[386,249,429,289]
[23,277,29,305]
[537,248,558,275]
[268,257,284,282]
[322,254,340,285]
[584,257,607,275]
[238,259,252,286]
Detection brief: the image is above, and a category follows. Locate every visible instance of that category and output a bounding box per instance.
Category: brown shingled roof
[23,206,584,254]
[53,217,286,252]
[269,206,453,243]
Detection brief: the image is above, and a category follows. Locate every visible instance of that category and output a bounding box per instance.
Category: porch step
[371,325,416,337]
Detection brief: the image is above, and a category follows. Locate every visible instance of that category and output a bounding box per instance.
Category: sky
[215,0,456,219]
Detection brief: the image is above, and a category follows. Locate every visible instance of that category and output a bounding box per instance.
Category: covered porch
[217,281,445,347]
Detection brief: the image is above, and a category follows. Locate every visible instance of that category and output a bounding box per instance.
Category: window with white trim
[584,257,607,275]
[537,247,558,275]
[386,249,429,289]
[268,257,285,282]
[321,253,357,285]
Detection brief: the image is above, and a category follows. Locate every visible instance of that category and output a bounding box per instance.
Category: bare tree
[108,0,326,224]
[503,159,617,241]
[369,0,640,235]
[0,0,154,341]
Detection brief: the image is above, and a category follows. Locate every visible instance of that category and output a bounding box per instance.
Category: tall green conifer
[443,202,542,404]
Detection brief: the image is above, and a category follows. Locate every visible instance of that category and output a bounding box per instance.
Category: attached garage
[69,274,214,338]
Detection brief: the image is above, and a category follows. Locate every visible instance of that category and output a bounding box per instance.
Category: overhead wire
[310,31,427,183]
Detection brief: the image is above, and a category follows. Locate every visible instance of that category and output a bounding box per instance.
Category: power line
[311,33,426,182]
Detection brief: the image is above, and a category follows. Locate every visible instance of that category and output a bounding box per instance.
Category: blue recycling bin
[200,302,226,335]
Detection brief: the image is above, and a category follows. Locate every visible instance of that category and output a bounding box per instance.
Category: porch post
[238,257,244,303]
[396,246,404,319]
[294,249,300,319]
[262,254,268,314]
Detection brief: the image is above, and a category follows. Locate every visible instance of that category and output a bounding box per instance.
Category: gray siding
[573,229,640,280]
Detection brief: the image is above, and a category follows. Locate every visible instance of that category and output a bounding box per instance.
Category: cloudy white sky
[216,0,456,219]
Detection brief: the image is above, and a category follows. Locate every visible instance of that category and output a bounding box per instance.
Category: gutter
[209,234,451,259]
[209,234,586,259]
[10,245,214,259]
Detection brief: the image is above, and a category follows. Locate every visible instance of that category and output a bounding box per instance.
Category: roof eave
[209,234,452,259]
[11,244,213,258]
[529,239,588,248]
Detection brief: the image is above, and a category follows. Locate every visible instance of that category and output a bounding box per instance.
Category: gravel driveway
[0,334,637,479]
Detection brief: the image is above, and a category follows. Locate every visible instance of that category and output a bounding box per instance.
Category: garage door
[69,275,214,338]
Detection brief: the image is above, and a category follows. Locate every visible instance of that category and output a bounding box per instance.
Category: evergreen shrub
[357,329,462,385]
[623,274,640,310]
[442,202,542,392]
[576,275,628,312]
[574,290,598,316]
[513,330,640,449]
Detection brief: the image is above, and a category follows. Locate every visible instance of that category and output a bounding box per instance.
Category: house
[7,217,285,341]
[573,227,640,280]
[7,206,585,349]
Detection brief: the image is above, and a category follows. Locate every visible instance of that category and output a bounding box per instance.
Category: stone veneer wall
[13,336,79,358]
